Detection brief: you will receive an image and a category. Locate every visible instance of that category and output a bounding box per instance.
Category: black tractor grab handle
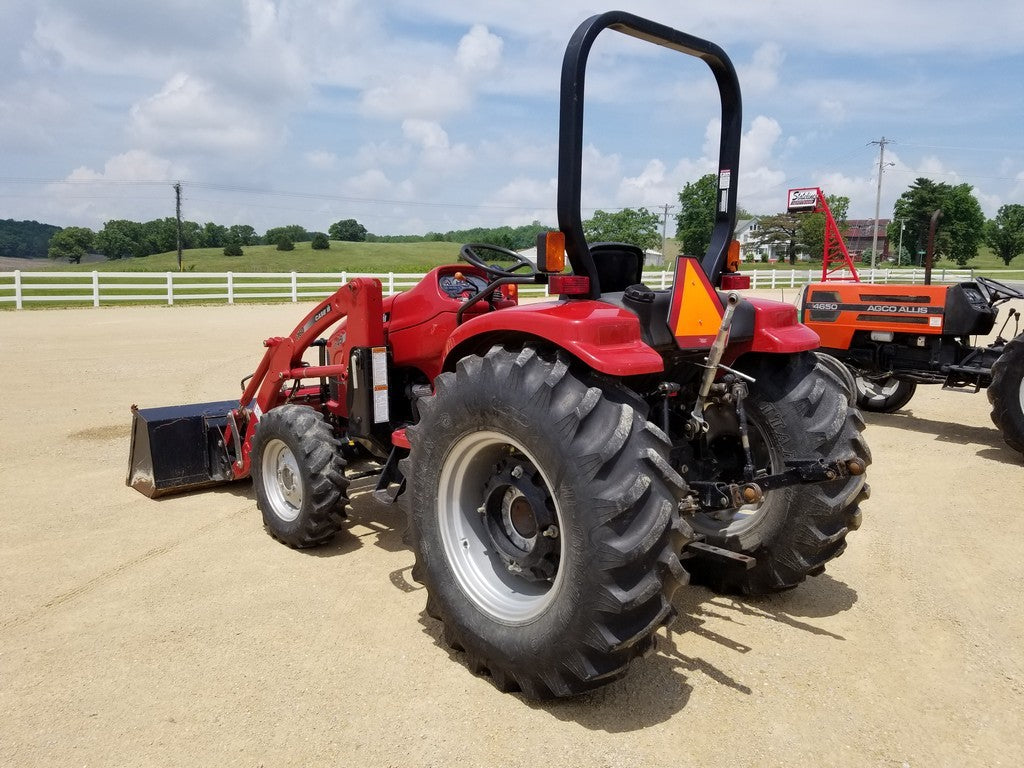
[557,11,742,296]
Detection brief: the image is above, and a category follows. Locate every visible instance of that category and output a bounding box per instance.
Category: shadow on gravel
[865,410,1021,465]
[411,608,695,732]
[403,573,857,732]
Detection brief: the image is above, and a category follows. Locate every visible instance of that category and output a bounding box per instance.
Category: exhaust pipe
[127,400,241,498]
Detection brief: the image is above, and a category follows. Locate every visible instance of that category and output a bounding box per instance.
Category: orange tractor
[128,12,870,698]
[800,278,1024,454]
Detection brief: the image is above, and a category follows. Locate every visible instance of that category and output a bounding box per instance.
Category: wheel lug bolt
[511,465,523,479]
[542,525,559,539]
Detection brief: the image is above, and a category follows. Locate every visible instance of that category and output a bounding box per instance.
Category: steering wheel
[975,276,1024,303]
[460,243,539,279]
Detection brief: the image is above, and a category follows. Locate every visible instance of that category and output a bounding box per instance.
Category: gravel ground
[1,294,1022,768]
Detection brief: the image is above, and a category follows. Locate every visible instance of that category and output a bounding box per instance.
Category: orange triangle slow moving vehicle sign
[669,257,724,348]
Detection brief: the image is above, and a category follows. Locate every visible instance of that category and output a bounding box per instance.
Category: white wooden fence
[1,267,1020,310]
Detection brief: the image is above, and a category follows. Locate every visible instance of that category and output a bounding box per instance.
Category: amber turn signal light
[536,231,566,273]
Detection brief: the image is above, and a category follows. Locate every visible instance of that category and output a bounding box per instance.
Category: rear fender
[442,300,664,376]
[724,298,819,361]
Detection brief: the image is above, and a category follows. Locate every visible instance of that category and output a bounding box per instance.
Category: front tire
[687,352,871,594]
[251,405,348,548]
[988,335,1024,455]
[854,373,917,413]
[406,346,690,698]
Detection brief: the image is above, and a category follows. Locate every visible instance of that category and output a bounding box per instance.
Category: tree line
[0,219,62,259]
[39,218,377,263]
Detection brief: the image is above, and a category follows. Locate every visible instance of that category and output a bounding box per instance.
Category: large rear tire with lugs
[686,352,871,594]
[988,335,1024,455]
[251,405,349,548]
[405,345,691,699]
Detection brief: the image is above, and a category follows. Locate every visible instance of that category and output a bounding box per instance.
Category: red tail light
[548,275,590,295]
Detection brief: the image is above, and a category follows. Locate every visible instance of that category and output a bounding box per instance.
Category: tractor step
[127,400,240,498]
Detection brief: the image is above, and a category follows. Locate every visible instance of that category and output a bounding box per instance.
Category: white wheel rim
[436,431,565,625]
[262,438,303,522]
[856,375,900,401]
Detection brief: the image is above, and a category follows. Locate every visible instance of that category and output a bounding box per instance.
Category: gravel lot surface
[1,293,1022,767]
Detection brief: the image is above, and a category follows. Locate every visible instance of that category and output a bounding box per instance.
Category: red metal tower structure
[787,187,860,282]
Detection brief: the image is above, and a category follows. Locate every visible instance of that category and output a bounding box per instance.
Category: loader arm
[231,277,385,478]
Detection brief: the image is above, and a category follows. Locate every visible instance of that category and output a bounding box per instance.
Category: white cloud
[401,119,472,170]
[739,43,783,95]
[360,71,470,120]
[456,25,503,75]
[64,150,182,183]
[128,73,283,155]
[36,150,187,228]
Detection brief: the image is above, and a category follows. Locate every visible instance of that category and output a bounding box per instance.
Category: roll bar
[556,11,743,296]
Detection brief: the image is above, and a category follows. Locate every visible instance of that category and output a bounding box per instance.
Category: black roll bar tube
[556,11,743,296]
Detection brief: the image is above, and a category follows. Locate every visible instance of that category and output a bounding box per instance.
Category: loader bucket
[127,400,240,498]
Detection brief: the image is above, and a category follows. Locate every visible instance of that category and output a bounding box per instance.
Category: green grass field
[42,240,464,274]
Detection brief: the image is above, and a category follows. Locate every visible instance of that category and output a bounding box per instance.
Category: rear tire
[814,351,857,406]
[251,405,348,548]
[687,352,871,594]
[988,335,1024,455]
[406,345,690,698]
[854,373,917,413]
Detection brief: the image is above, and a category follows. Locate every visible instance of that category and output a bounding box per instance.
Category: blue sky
[2,0,1023,237]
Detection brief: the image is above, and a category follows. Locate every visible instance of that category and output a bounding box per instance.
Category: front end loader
[129,11,870,699]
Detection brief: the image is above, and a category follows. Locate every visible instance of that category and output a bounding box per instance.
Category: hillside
[29,240,466,273]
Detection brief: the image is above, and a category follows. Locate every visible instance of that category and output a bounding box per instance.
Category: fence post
[167,272,173,305]
[227,272,234,305]
[771,270,776,289]
[291,272,297,302]
[790,268,796,287]
[341,271,347,286]
[388,272,395,295]
[15,270,22,310]
[92,271,100,307]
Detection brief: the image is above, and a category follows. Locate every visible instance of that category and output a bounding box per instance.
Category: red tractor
[799,278,1024,455]
[128,11,869,698]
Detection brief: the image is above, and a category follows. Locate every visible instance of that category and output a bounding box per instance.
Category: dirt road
[1,296,1022,767]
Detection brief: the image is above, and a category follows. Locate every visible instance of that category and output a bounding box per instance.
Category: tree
[329,219,368,242]
[583,208,661,251]
[95,219,145,259]
[47,226,95,264]
[798,195,849,263]
[276,238,295,252]
[889,178,985,266]
[675,173,717,257]
[984,204,1024,266]
[200,222,228,248]
[748,213,803,264]
[265,225,308,246]
[223,242,243,257]
[310,232,330,250]
[228,224,259,246]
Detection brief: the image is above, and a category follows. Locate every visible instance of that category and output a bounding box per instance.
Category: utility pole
[869,136,891,274]
[896,218,905,267]
[659,203,675,260]
[174,182,183,272]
